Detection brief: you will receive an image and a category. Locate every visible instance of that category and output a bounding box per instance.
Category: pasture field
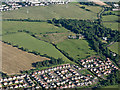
[102,22,119,30]
[2,32,74,63]
[76,4,102,14]
[57,39,97,60]
[102,15,118,21]
[1,42,49,75]
[2,21,69,34]
[108,42,119,54]
[2,3,101,20]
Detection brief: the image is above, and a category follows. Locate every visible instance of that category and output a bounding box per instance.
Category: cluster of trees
[50,18,120,67]
[32,58,64,68]
[0,72,8,78]
[102,12,116,16]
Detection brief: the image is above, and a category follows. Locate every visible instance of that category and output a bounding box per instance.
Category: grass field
[57,39,96,60]
[2,32,74,64]
[102,15,118,21]
[2,42,49,75]
[108,42,119,54]
[2,3,101,20]
[2,21,69,34]
[76,4,102,14]
[102,22,119,30]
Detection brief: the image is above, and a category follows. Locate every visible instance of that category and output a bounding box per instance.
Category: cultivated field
[2,32,73,63]
[2,3,101,20]
[57,39,96,60]
[2,21,69,35]
[2,42,49,75]
[108,42,119,55]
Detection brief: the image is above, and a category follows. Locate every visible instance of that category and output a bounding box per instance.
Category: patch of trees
[50,18,120,67]
[32,58,64,68]
[102,12,116,16]
[0,72,8,78]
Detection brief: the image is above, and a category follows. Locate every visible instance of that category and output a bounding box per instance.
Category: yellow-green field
[2,3,102,20]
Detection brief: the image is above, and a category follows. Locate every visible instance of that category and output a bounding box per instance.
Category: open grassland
[102,15,118,21]
[108,42,119,55]
[2,21,69,34]
[76,3,102,14]
[57,39,96,60]
[2,3,101,20]
[102,22,119,30]
[2,32,73,63]
[1,42,49,75]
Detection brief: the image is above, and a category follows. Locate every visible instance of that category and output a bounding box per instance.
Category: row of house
[30,64,98,89]
[0,0,70,12]
[80,57,119,78]
[112,3,120,11]
[0,74,35,89]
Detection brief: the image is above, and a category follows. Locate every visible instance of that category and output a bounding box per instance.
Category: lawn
[2,32,74,63]
[57,39,96,60]
[108,42,119,54]
[2,3,100,20]
[102,22,119,30]
[2,21,69,34]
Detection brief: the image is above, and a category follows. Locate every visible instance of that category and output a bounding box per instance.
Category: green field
[2,3,102,20]
[102,22,119,30]
[57,39,96,60]
[108,42,119,54]
[102,15,118,21]
[2,21,69,34]
[2,32,74,63]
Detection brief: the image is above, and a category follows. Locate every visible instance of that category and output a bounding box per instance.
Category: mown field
[2,21,69,34]
[102,15,118,22]
[2,42,49,75]
[57,39,97,60]
[2,3,102,20]
[2,32,74,63]
[108,42,119,55]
